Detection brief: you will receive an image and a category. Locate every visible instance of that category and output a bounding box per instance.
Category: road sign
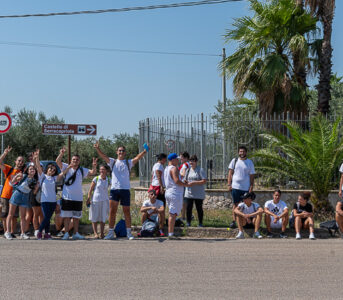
[42,124,97,136]
[0,112,12,134]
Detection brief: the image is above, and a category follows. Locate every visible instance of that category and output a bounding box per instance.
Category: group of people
[1,142,343,240]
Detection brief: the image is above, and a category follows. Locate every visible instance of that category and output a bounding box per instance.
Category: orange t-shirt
[1,164,22,199]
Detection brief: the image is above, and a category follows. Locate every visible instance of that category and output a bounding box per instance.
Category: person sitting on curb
[293,192,316,240]
[140,189,165,236]
[336,199,343,239]
[234,192,263,239]
[264,189,289,238]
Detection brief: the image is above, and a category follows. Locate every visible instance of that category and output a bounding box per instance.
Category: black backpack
[320,220,339,237]
[140,218,158,237]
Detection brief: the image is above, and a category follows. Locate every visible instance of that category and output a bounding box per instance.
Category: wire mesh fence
[138,112,337,189]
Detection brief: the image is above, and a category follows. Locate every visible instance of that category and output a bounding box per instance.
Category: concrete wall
[134,187,341,209]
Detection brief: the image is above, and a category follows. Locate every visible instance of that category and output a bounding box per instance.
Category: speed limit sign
[0,112,12,134]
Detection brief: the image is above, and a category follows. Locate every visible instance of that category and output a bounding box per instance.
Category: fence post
[146,118,150,187]
[200,113,205,169]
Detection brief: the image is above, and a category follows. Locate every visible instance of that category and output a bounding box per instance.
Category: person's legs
[295,216,303,239]
[40,202,56,234]
[236,215,246,232]
[194,199,204,226]
[32,206,43,231]
[6,204,17,233]
[100,222,105,238]
[1,198,9,232]
[281,214,289,232]
[168,213,177,235]
[63,217,71,233]
[158,211,165,231]
[92,222,98,237]
[185,198,193,225]
[122,206,131,228]
[231,189,246,226]
[72,218,79,235]
[336,213,343,233]
[265,214,271,232]
[108,200,119,229]
[19,206,27,234]
[253,213,262,233]
[25,208,33,233]
[181,199,187,220]
[304,217,315,234]
[141,212,148,224]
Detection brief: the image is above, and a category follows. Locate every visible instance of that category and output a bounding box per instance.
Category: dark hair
[44,163,57,175]
[274,189,282,195]
[238,146,247,152]
[300,192,311,201]
[72,154,80,159]
[180,152,190,159]
[24,164,39,181]
[99,164,110,172]
[189,155,198,162]
[156,153,167,161]
[148,189,156,196]
[117,145,126,151]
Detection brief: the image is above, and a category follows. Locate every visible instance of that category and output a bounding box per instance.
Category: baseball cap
[168,153,178,160]
[241,192,256,200]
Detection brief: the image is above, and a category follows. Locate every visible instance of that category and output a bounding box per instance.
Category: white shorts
[89,201,109,223]
[270,216,283,229]
[165,191,183,215]
[61,210,82,219]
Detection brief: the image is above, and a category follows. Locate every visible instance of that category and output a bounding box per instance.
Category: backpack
[114,219,127,237]
[5,167,14,179]
[231,158,239,172]
[64,166,84,186]
[94,175,111,186]
[320,220,339,237]
[140,218,158,237]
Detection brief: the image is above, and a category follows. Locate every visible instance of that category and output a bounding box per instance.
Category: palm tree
[253,115,343,215]
[221,0,317,117]
[305,0,336,114]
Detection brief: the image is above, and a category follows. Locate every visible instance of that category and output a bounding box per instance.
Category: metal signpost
[0,112,12,185]
[42,123,97,163]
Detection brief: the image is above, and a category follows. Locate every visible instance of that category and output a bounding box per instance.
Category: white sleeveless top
[164,165,184,195]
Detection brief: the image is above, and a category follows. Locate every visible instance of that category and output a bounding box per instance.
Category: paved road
[0,238,342,299]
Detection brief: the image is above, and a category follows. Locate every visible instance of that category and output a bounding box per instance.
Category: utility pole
[222,48,227,177]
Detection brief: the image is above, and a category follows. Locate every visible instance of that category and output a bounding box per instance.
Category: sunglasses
[118,150,126,153]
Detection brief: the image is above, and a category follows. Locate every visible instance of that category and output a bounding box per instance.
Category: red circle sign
[0,112,12,134]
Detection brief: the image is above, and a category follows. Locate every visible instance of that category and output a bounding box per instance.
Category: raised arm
[94,141,110,164]
[33,150,43,176]
[131,148,148,166]
[87,158,98,177]
[0,146,12,171]
[56,147,66,169]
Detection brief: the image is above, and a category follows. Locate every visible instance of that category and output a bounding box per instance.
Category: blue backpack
[114,219,127,237]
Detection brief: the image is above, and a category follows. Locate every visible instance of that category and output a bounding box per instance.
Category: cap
[168,153,178,161]
[241,192,256,200]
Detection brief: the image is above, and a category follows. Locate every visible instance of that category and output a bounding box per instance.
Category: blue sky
[0,0,342,138]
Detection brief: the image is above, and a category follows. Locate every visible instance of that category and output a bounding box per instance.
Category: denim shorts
[9,190,30,208]
[110,189,130,207]
[231,188,248,205]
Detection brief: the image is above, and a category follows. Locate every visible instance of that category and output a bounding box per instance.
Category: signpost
[0,112,12,185]
[42,123,97,163]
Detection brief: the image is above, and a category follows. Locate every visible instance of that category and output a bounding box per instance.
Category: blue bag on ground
[114,219,127,237]
[140,219,157,237]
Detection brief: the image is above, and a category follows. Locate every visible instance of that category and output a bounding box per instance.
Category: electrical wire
[0,0,243,19]
[0,41,221,57]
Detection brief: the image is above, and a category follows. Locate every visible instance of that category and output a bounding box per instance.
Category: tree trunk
[311,192,334,219]
[317,1,335,114]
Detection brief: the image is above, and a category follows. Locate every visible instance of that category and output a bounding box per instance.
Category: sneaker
[168,235,178,240]
[72,232,85,240]
[279,232,287,239]
[20,233,30,240]
[34,230,39,238]
[4,232,13,240]
[235,231,245,239]
[104,231,115,240]
[56,231,64,237]
[44,233,52,240]
[254,231,263,239]
[229,221,237,229]
[127,232,134,240]
[159,232,165,237]
[37,232,43,240]
[198,224,204,228]
[266,231,274,238]
[62,232,70,240]
[309,233,316,240]
[11,233,17,239]
[296,233,301,240]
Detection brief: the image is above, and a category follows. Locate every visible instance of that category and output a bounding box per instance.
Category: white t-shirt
[151,162,165,186]
[39,173,58,203]
[61,163,89,201]
[228,158,255,191]
[92,176,110,202]
[264,199,288,216]
[142,199,164,215]
[164,165,184,195]
[108,158,133,190]
[238,201,260,215]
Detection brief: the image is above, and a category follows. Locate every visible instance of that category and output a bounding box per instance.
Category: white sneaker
[127,232,134,240]
[72,232,85,240]
[4,232,13,240]
[296,233,302,240]
[254,231,263,239]
[235,231,245,239]
[62,232,70,240]
[20,233,30,240]
[309,233,316,240]
[104,230,115,240]
[34,230,39,238]
[56,231,64,237]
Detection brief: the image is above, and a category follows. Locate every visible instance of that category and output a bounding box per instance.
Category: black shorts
[110,189,130,207]
[157,192,166,206]
[61,199,83,211]
[30,192,41,207]
[243,217,255,229]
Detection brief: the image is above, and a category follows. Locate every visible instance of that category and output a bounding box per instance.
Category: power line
[0,41,221,57]
[0,0,243,19]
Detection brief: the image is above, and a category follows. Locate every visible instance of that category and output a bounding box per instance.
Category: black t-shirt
[293,202,313,213]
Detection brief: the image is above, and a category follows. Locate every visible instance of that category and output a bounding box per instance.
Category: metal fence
[138,112,313,188]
